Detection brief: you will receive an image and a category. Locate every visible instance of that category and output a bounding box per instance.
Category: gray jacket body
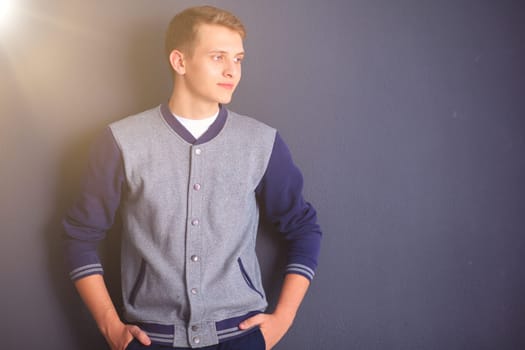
[109,106,276,347]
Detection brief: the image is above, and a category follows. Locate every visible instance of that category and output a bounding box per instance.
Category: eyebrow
[208,50,245,56]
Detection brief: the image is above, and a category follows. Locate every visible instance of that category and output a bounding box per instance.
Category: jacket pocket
[237,257,264,299]
[128,259,146,306]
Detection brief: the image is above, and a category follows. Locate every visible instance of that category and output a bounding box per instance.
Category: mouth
[217,83,235,90]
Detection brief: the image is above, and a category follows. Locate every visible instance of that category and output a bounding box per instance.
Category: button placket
[187,145,205,333]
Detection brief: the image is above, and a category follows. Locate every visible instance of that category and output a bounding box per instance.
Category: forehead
[193,23,244,52]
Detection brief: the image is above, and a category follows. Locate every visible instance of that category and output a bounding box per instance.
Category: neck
[168,82,220,120]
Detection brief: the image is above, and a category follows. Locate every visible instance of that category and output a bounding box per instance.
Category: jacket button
[191,325,199,332]
[191,288,198,295]
[191,219,199,226]
[193,183,201,191]
[193,336,201,344]
[195,148,202,155]
[191,255,199,262]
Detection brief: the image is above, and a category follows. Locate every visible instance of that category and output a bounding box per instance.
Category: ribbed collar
[160,103,228,145]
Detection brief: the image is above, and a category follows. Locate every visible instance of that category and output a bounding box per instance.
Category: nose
[223,59,237,79]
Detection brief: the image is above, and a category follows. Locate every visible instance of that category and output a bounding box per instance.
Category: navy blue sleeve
[63,127,124,281]
[255,132,322,281]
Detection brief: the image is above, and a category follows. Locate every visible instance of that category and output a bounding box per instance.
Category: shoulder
[109,105,162,131]
[225,109,276,138]
[108,105,165,152]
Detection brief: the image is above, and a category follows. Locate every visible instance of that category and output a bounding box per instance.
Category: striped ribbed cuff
[69,263,104,281]
[285,263,315,281]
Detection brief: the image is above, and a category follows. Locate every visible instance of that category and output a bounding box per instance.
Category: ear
[169,49,186,75]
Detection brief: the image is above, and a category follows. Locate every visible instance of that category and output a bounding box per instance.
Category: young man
[63,6,322,350]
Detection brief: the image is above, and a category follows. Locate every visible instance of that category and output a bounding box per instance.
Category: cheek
[192,60,218,77]
[234,66,242,82]
[205,60,222,72]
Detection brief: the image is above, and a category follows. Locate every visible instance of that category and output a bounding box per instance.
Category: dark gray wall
[1,1,524,349]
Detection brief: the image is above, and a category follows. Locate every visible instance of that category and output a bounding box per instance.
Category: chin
[217,96,233,104]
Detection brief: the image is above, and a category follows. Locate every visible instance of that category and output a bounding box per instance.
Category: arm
[63,128,150,349]
[255,133,322,280]
[239,274,310,349]
[244,132,322,349]
[75,275,150,350]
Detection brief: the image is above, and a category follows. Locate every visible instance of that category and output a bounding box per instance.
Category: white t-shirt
[174,112,219,139]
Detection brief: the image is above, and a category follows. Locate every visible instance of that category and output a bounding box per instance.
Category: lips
[218,83,234,90]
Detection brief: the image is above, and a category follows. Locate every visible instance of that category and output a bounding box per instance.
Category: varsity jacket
[63,104,322,348]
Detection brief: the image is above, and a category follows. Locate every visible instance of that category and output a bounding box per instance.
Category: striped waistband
[132,311,261,347]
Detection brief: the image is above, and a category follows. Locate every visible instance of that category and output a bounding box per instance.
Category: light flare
[0,0,12,25]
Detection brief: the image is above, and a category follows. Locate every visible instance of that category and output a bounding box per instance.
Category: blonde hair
[165,5,246,58]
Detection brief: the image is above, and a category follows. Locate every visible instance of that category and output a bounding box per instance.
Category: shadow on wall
[122,20,173,112]
[42,22,167,350]
[43,22,288,349]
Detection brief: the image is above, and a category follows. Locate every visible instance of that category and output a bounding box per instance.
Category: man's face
[182,24,244,106]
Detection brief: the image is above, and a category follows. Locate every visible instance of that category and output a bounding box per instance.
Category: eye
[212,54,223,61]
[233,56,243,64]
